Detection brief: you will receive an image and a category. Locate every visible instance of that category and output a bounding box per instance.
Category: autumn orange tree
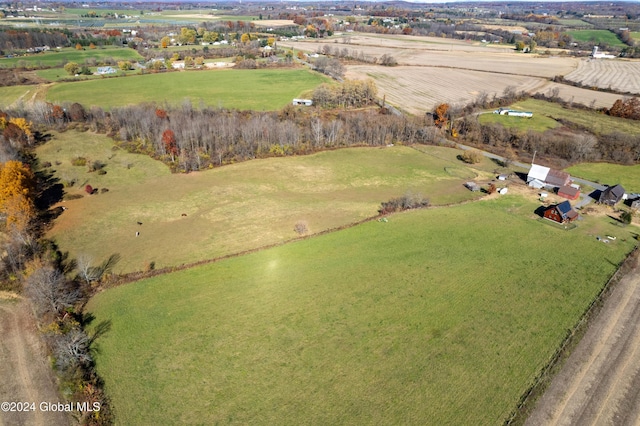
[434,103,449,128]
[162,129,178,162]
[0,161,36,233]
[2,116,33,149]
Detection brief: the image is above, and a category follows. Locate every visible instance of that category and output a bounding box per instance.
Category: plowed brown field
[345,65,549,114]
[564,59,640,94]
[283,34,632,113]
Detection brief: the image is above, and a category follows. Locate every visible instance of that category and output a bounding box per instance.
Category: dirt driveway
[526,253,640,426]
[0,297,70,426]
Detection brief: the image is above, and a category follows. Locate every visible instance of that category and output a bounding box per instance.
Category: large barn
[544,201,579,224]
[527,164,571,189]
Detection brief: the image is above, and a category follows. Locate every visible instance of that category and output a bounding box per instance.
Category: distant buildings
[493,108,533,118]
[591,46,616,59]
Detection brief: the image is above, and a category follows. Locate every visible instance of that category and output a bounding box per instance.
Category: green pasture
[567,30,625,47]
[501,99,640,136]
[39,132,488,273]
[0,47,143,69]
[478,110,560,132]
[86,195,637,425]
[567,163,640,191]
[0,85,37,108]
[631,32,640,43]
[558,19,593,28]
[63,8,147,17]
[45,68,330,110]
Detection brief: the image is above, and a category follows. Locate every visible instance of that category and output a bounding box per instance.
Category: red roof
[558,185,580,200]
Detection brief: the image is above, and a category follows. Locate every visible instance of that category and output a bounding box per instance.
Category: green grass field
[44,68,329,110]
[567,30,626,47]
[567,163,640,191]
[558,19,593,28]
[478,110,560,132]
[497,99,640,136]
[0,85,37,108]
[631,32,640,43]
[39,131,493,273]
[0,47,143,69]
[86,194,637,425]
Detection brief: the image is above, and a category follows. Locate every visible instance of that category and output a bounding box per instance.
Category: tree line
[0,111,113,425]
[451,90,640,165]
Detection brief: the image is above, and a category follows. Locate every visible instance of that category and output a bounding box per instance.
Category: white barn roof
[527,164,550,182]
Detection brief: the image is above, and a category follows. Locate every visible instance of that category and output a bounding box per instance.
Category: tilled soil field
[526,253,640,426]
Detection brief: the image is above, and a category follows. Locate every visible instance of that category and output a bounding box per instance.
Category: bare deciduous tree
[26,264,81,318]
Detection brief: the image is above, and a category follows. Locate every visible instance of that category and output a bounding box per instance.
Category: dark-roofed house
[599,184,625,206]
[558,185,580,200]
[544,201,579,224]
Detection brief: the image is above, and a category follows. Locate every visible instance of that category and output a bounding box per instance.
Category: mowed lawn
[500,99,640,136]
[567,162,640,191]
[87,196,637,425]
[567,30,626,47]
[0,46,143,69]
[45,68,330,110]
[40,131,487,273]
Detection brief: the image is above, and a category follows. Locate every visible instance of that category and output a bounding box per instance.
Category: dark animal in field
[181,213,187,217]
[137,221,143,225]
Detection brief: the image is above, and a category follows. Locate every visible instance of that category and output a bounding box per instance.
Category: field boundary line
[96,193,493,292]
[505,246,640,425]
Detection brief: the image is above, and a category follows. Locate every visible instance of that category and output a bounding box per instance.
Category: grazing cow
[137,221,143,225]
[136,231,140,237]
[181,213,187,217]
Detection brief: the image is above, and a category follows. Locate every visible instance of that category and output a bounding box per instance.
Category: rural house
[544,201,579,224]
[558,185,580,201]
[599,184,625,206]
[527,164,571,189]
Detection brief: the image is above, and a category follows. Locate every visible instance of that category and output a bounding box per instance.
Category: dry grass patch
[40,132,484,273]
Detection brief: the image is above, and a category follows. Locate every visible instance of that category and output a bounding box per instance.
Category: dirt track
[526,253,640,426]
[0,299,70,426]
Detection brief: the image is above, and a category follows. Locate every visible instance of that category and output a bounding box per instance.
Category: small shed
[599,184,625,206]
[558,185,580,201]
[528,179,545,189]
[292,99,313,106]
[544,201,579,224]
[464,182,480,192]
